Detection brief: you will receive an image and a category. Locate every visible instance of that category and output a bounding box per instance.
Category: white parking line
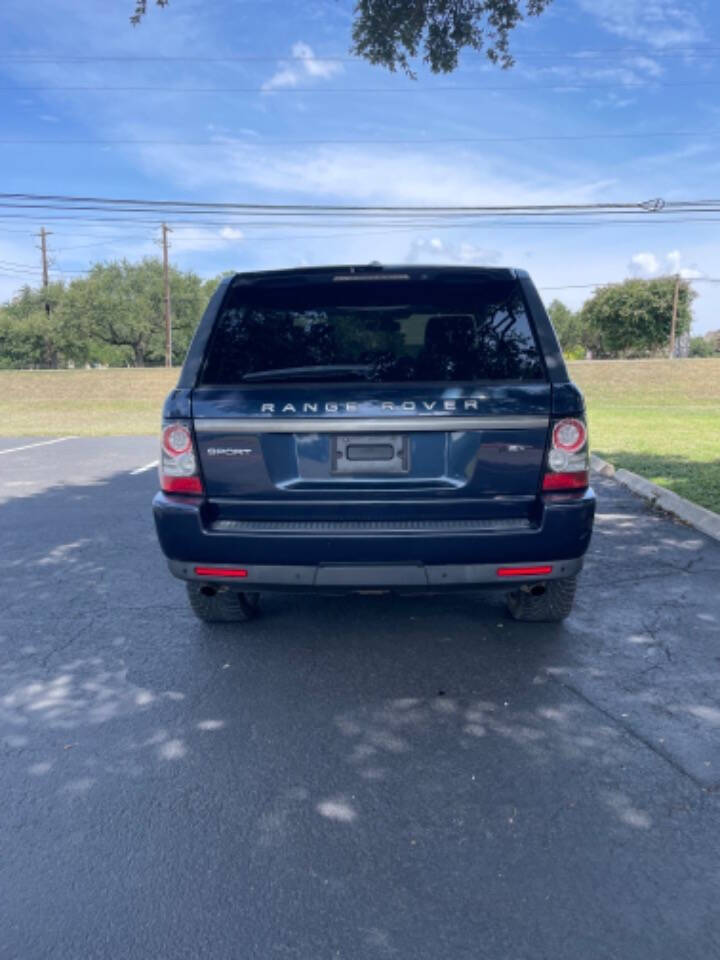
[130,460,159,475]
[0,436,78,456]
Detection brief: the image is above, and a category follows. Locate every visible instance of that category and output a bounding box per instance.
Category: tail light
[542,416,589,492]
[159,421,203,495]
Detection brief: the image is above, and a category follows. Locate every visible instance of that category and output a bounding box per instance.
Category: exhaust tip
[200,585,217,598]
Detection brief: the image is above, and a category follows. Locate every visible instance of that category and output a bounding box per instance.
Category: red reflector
[162,475,204,494]
[194,567,248,578]
[497,565,553,578]
[542,471,589,491]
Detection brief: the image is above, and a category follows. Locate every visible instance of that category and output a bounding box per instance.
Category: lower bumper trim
[209,517,533,535]
[167,557,583,590]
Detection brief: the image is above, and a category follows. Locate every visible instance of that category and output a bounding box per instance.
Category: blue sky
[1,0,719,333]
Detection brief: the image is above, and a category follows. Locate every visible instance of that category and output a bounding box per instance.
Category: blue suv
[153,265,595,623]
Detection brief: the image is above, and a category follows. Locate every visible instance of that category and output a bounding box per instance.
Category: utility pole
[37,227,52,316]
[161,223,172,367]
[669,273,680,359]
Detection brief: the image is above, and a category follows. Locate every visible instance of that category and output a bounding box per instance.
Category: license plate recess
[331,434,409,475]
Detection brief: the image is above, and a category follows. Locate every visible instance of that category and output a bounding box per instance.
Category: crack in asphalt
[546,671,719,792]
[639,596,679,664]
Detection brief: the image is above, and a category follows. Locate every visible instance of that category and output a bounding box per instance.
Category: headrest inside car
[424,315,475,352]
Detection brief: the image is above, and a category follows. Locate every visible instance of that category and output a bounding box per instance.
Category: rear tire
[506,576,577,623]
[186,583,261,623]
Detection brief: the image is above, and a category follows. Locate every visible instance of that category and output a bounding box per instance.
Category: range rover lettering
[153,265,596,623]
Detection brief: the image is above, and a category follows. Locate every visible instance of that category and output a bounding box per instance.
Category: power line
[0,267,41,277]
[3,46,720,62]
[0,258,42,271]
[4,130,720,147]
[53,238,143,250]
[0,253,88,274]
[0,224,161,239]
[4,79,720,94]
[2,210,720,224]
[0,194,718,241]
[540,283,620,290]
[6,221,720,251]
[539,277,720,290]
[502,45,720,55]
[3,215,720,230]
[3,212,720,228]
[5,216,720,233]
[49,267,92,274]
[0,266,90,279]
[4,191,719,214]
[7,54,363,63]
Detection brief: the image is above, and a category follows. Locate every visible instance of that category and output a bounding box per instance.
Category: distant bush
[689,336,717,358]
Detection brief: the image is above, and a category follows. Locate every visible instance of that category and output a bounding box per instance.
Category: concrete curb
[590,453,720,543]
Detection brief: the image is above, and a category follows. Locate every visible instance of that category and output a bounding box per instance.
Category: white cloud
[576,0,703,49]
[219,227,245,241]
[629,252,660,275]
[521,52,664,94]
[629,56,664,78]
[629,249,705,280]
[294,42,340,80]
[136,139,616,208]
[406,237,501,266]
[666,249,681,273]
[262,42,342,91]
[591,92,636,110]
[263,67,300,91]
[168,226,245,253]
[665,250,703,278]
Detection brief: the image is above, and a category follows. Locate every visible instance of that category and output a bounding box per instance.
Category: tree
[57,259,209,367]
[130,0,553,74]
[580,277,696,358]
[546,299,587,356]
[0,283,75,369]
[0,259,212,369]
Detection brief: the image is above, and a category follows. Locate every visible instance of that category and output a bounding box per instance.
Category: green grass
[1,359,719,513]
[569,359,720,514]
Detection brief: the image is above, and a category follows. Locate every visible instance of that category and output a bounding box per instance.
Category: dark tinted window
[200,278,544,384]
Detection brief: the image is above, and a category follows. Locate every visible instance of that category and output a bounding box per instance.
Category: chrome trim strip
[193,416,548,434]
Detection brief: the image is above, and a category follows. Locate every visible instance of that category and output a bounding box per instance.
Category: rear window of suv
[200,277,544,384]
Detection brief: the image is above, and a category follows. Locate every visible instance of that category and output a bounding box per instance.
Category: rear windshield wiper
[242,364,373,382]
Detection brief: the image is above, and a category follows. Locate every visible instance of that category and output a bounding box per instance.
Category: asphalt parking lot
[2,436,720,960]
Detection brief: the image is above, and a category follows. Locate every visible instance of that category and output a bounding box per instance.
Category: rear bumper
[153,488,595,591]
[167,556,583,591]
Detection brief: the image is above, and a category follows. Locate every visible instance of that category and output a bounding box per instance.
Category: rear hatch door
[192,269,551,521]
